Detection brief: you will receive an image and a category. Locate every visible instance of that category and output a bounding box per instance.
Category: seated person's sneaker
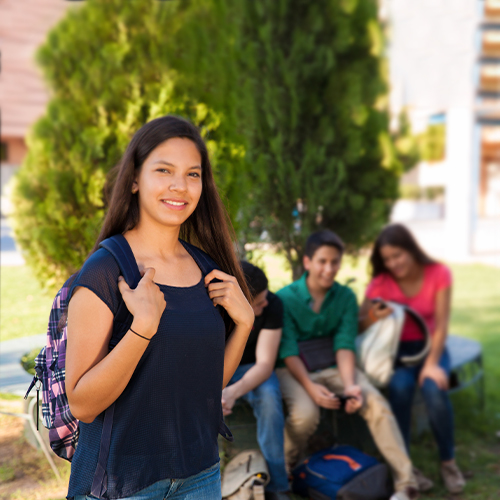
[412,467,434,492]
[441,462,465,494]
[390,487,419,500]
[264,492,290,500]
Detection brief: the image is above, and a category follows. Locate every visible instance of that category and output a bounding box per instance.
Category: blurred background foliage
[11,0,419,287]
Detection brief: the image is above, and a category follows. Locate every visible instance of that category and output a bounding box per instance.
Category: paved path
[0,334,45,396]
[1,218,38,396]
[1,217,25,265]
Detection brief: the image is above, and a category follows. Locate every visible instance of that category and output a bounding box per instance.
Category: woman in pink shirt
[359,224,465,495]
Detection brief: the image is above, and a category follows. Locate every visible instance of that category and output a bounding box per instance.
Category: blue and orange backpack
[291,445,393,500]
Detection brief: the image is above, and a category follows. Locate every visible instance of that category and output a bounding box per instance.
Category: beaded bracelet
[130,327,151,341]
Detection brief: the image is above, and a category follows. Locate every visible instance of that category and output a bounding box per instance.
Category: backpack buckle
[24,375,38,399]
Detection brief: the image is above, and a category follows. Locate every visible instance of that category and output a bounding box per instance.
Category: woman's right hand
[118,268,166,338]
[369,301,393,321]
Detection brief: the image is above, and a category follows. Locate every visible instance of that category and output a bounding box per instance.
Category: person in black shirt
[222,261,290,499]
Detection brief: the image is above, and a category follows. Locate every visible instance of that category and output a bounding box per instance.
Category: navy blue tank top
[67,243,228,499]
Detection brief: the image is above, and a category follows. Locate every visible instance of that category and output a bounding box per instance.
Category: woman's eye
[157,168,170,174]
[189,172,201,178]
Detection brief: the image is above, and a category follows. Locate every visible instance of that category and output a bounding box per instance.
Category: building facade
[0,0,70,215]
[387,0,500,260]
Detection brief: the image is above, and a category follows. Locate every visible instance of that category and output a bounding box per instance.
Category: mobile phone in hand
[371,297,387,310]
[337,394,356,408]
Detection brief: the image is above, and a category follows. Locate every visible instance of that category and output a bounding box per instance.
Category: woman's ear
[131,180,139,194]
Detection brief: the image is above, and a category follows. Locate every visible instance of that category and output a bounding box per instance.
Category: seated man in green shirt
[276,230,418,500]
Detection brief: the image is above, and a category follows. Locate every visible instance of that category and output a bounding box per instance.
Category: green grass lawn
[1,266,54,341]
[1,256,500,499]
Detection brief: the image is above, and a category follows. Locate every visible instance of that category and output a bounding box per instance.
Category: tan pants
[276,367,416,492]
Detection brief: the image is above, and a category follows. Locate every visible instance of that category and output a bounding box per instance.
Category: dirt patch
[0,399,69,500]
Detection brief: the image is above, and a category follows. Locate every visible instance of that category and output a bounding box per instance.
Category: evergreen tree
[11,0,245,290]
[13,0,415,286]
[237,0,406,276]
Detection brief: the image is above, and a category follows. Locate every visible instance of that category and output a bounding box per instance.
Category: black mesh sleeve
[69,248,121,316]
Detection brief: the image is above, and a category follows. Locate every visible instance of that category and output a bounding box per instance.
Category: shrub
[235,0,407,275]
[11,0,245,290]
[20,347,41,376]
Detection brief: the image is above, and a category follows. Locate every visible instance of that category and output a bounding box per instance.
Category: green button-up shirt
[276,273,358,367]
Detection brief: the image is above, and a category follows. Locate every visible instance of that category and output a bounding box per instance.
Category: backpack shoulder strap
[90,235,142,499]
[180,240,235,339]
[101,236,218,280]
[99,234,142,289]
[179,239,219,275]
[99,234,142,330]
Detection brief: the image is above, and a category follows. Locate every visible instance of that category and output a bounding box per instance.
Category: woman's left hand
[419,362,449,390]
[205,269,254,329]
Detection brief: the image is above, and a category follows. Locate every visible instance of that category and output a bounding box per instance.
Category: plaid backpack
[24,235,142,462]
[24,275,79,459]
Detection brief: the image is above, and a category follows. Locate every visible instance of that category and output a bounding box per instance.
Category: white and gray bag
[356,302,431,387]
[222,450,270,500]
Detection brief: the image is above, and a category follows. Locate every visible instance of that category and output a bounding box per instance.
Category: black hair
[370,223,437,277]
[240,261,268,298]
[304,230,345,259]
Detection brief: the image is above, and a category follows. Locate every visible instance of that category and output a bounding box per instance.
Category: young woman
[359,224,465,495]
[65,116,254,500]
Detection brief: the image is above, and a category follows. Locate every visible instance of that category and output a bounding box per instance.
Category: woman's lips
[161,199,188,211]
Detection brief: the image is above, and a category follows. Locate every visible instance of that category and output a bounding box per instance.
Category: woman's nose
[170,174,187,192]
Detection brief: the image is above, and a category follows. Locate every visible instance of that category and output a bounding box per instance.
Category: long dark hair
[94,115,251,326]
[370,223,437,278]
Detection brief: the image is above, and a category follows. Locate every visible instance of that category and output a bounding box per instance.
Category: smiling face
[379,244,415,279]
[303,245,342,291]
[132,137,203,229]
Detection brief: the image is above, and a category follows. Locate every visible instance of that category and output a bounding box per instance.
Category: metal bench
[446,335,484,403]
[412,334,484,435]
